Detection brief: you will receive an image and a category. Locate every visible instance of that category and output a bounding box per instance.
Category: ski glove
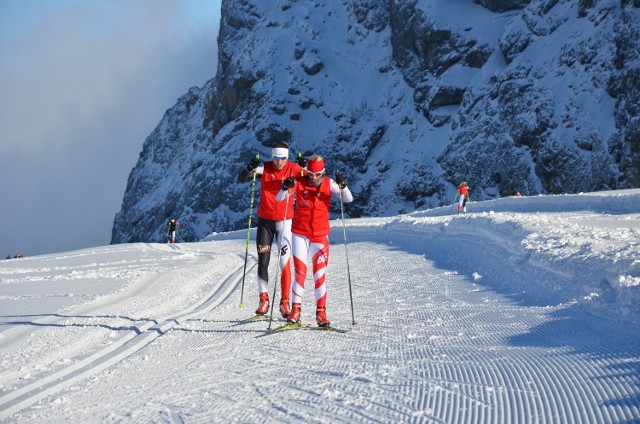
[246,157,260,171]
[296,153,307,168]
[282,177,296,190]
[335,171,346,189]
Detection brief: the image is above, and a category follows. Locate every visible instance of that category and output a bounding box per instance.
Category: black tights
[256,218,278,283]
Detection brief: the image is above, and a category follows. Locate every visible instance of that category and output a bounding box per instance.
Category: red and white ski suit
[277,176,353,309]
[252,161,303,295]
[457,184,470,213]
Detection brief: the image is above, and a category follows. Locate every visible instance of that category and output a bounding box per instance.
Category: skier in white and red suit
[277,154,353,327]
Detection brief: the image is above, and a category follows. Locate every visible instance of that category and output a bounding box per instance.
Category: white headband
[271,147,289,158]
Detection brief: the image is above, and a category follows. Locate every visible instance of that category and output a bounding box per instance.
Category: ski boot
[279,297,291,318]
[255,292,269,315]
[287,303,301,324]
[316,307,331,327]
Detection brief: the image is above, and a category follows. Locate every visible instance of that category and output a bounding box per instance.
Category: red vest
[292,177,332,238]
[457,185,469,196]
[257,161,302,220]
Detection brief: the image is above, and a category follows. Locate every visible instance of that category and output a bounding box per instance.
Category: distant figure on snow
[456,182,470,214]
[167,219,180,243]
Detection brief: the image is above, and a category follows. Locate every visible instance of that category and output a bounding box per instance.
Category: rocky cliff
[112,0,639,244]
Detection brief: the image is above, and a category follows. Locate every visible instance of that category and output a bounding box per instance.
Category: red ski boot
[288,303,301,323]
[279,297,291,318]
[255,292,269,315]
[316,307,331,327]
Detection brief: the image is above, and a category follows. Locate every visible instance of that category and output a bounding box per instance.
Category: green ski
[267,322,311,333]
[234,315,274,325]
[308,326,349,333]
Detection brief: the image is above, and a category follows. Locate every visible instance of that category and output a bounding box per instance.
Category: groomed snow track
[0,243,249,420]
[1,211,639,422]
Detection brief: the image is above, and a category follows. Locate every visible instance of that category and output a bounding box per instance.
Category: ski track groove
[3,238,640,422]
[353,242,639,424]
[0,245,249,420]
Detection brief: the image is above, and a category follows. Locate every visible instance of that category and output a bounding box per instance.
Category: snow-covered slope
[3,190,639,422]
[111,0,640,246]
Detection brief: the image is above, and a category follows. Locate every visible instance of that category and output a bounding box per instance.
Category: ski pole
[267,190,290,331]
[239,154,259,309]
[339,188,356,326]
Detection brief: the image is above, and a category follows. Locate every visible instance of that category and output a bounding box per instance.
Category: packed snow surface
[1,190,639,423]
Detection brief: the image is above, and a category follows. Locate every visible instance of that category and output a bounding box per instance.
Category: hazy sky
[0,0,222,257]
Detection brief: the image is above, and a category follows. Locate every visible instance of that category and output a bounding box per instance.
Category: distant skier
[277,155,353,327]
[456,182,470,214]
[237,142,306,317]
[167,219,180,243]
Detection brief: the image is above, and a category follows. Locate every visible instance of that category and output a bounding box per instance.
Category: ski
[267,322,311,333]
[266,322,348,334]
[308,326,349,333]
[233,314,275,325]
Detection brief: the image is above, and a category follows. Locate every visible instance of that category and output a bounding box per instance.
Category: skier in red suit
[238,143,305,317]
[277,155,353,326]
[456,181,470,214]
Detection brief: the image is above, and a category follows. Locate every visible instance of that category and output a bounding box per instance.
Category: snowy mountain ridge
[112,0,640,246]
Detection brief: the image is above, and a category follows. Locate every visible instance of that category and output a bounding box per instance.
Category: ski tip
[239,304,244,309]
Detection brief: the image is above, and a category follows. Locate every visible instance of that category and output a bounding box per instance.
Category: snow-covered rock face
[112,0,640,245]
[474,0,531,12]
